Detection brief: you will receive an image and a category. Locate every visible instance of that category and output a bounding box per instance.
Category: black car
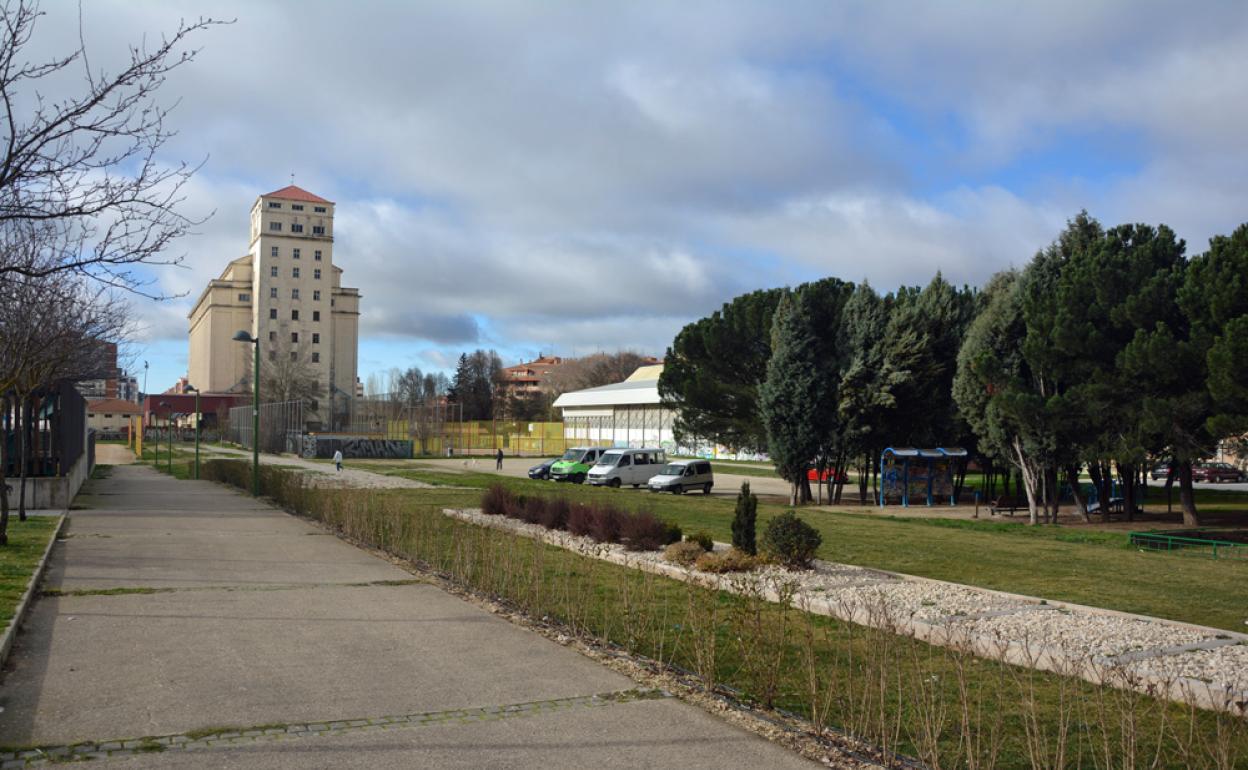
[528,458,557,480]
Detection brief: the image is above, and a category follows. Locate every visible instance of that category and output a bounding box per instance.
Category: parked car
[1149,464,1173,481]
[528,458,557,480]
[549,446,608,484]
[586,447,666,488]
[1192,462,1246,483]
[648,459,714,495]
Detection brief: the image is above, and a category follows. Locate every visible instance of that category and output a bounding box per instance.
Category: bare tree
[545,351,654,394]
[0,1,223,295]
[242,325,325,406]
[0,268,128,540]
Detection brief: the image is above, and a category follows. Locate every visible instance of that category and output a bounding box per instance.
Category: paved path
[0,465,815,767]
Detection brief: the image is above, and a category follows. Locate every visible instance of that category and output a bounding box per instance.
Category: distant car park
[528,458,556,480]
[1192,462,1246,483]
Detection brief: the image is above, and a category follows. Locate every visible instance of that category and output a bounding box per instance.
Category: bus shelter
[879,447,967,507]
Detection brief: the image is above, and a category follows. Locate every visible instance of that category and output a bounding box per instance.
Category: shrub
[761,510,822,569]
[664,521,683,546]
[567,503,595,537]
[731,481,758,555]
[482,483,514,516]
[694,548,758,573]
[539,497,571,530]
[519,496,547,525]
[619,510,681,552]
[587,503,624,544]
[663,540,705,567]
[686,530,714,552]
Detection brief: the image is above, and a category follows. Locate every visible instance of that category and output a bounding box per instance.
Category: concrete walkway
[0,465,815,767]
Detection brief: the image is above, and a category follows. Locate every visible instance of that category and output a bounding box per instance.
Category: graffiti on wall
[302,436,412,459]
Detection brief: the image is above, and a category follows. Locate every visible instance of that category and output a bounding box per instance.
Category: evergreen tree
[760,291,826,505]
[731,481,758,555]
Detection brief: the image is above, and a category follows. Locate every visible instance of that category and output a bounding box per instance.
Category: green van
[549,446,607,483]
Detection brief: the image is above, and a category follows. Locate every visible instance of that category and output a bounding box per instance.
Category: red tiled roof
[263,185,333,204]
[87,398,141,414]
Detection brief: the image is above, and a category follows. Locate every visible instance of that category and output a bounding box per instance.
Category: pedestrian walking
[496,448,504,470]
[333,448,343,473]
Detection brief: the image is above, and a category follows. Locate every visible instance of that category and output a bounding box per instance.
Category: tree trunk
[0,396,9,545]
[1177,461,1201,526]
[1067,465,1090,523]
[1010,437,1041,525]
[1118,461,1136,522]
[18,395,29,522]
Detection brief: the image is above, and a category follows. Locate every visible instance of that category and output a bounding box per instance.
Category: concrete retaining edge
[0,513,66,669]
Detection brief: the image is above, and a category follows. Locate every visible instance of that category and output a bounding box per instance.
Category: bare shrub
[587,502,623,543]
[694,548,758,573]
[663,540,706,567]
[619,510,679,552]
[540,497,571,530]
[481,483,513,516]
[567,502,595,537]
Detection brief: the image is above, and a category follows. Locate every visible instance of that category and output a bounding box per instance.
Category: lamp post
[233,330,260,496]
[185,385,200,479]
[159,401,172,474]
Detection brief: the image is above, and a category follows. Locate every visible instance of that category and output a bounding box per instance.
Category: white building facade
[552,365,680,450]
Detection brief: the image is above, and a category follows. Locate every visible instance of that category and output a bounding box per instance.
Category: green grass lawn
[354,463,1248,632]
[0,516,60,627]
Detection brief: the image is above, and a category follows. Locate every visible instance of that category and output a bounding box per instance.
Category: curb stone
[0,513,66,670]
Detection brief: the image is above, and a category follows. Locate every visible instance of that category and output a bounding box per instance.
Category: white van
[586,447,667,488]
[648,459,714,494]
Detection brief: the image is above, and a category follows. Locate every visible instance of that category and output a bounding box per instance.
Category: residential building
[187,185,361,426]
[86,398,141,437]
[496,354,566,399]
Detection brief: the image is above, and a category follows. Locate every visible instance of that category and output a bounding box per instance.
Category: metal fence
[1128,531,1247,560]
[227,400,305,454]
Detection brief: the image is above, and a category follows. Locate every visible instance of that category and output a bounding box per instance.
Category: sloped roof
[263,185,333,204]
[87,398,141,414]
[552,365,665,409]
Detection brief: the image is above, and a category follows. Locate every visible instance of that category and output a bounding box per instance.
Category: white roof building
[552,365,677,449]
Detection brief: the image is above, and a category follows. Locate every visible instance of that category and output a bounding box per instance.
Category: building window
[104,414,113,419]
[313,290,321,301]
[312,311,320,322]
[238,293,250,302]
[291,204,304,211]
[291,288,300,299]
[290,351,297,362]
[269,308,277,319]
[314,250,322,261]
[269,331,276,342]
[291,309,299,320]
[269,287,277,298]
[313,269,321,280]
[311,352,320,363]
[312,333,320,344]
[291,332,299,343]
[312,225,325,235]
[314,206,326,213]
[270,266,278,277]
[292,248,300,259]
[291,223,304,234]
[310,399,319,411]
[269,222,281,231]
[330,299,335,307]
[269,350,276,361]
[268,202,281,209]
[271,246,279,257]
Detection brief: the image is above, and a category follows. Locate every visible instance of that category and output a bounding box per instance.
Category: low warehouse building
[552,365,678,449]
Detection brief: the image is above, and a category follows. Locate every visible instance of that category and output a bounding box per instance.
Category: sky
[33,1,1248,393]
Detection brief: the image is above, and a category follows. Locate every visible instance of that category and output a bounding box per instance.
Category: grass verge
[0,516,60,627]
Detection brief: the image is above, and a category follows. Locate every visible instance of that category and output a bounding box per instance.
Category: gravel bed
[444,507,1244,704]
[1131,643,1248,692]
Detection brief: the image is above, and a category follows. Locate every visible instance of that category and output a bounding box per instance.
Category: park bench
[988,495,1026,517]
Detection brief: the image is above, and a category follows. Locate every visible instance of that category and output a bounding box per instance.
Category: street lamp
[159,401,172,474]
[233,330,260,497]
[184,385,200,479]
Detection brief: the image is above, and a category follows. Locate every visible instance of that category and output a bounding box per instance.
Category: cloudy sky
[36,1,1248,392]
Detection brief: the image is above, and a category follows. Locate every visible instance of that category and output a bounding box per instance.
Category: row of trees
[955,215,1248,525]
[661,276,982,505]
[0,3,217,545]
[662,213,1248,524]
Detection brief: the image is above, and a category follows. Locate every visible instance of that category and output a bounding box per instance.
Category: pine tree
[731,481,758,555]
[760,291,825,505]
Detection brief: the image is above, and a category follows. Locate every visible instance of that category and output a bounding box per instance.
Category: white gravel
[444,506,1247,707]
